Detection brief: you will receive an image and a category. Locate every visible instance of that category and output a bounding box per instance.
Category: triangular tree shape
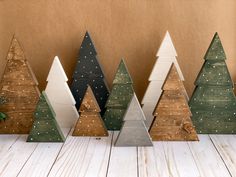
[27,91,65,142]
[149,64,198,141]
[115,94,153,146]
[45,56,79,128]
[103,59,134,130]
[142,31,186,129]
[0,36,40,134]
[189,33,236,134]
[72,85,108,136]
[71,31,109,115]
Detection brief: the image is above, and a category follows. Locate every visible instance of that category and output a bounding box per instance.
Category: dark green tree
[189,32,236,134]
[71,31,109,115]
[27,91,65,142]
[103,59,134,130]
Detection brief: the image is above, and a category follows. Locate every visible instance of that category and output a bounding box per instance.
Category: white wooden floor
[0,129,236,177]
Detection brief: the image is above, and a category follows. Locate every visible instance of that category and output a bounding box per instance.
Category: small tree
[149,64,198,141]
[45,56,79,128]
[142,31,185,128]
[27,91,65,142]
[71,31,109,115]
[103,59,134,130]
[72,85,108,136]
[0,36,40,134]
[115,94,153,146]
[189,33,236,134]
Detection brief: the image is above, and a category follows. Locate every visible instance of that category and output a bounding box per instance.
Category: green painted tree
[189,32,236,134]
[27,91,65,142]
[103,59,134,130]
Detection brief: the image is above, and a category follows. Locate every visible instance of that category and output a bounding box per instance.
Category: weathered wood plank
[17,128,70,177]
[138,142,170,177]
[0,135,38,176]
[188,135,231,177]
[106,131,138,177]
[210,135,236,176]
[48,130,112,177]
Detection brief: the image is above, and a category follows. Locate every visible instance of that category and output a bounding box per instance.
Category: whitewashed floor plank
[138,142,170,177]
[106,131,138,177]
[210,135,236,176]
[162,141,200,177]
[17,128,70,177]
[188,135,231,177]
[0,134,19,157]
[48,131,112,177]
[0,135,38,177]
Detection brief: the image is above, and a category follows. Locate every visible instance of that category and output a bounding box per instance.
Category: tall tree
[71,31,109,115]
[72,85,108,136]
[142,31,185,128]
[103,59,134,130]
[27,91,65,142]
[115,94,153,146]
[149,64,198,141]
[189,33,236,134]
[0,36,40,134]
[45,56,79,128]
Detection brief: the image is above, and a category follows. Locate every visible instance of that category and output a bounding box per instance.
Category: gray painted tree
[103,59,134,130]
[115,94,153,146]
[27,91,65,142]
[189,33,236,134]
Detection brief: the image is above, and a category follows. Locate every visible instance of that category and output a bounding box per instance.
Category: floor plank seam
[105,131,114,177]
[209,135,233,177]
[7,135,20,151]
[136,147,139,177]
[46,127,72,177]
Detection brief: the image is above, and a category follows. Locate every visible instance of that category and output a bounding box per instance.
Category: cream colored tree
[45,56,79,128]
[142,31,185,128]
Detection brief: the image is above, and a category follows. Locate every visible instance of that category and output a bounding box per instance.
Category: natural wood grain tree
[45,56,79,128]
[71,31,109,115]
[142,31,185,128]
[0,36,40,134]
[73,85,108,136]
[149,64,198,141]
[103,59,134,130]
[189,33,236,134]
[27,91,65,142]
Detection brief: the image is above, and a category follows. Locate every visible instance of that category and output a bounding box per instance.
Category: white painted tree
[142,31,186,128]
[115,94,153,147]
[45,56,79,128]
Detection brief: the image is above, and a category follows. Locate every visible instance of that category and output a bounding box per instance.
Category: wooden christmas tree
[0,36,40,134]
[71,31,109,115]
[115,94,153,146]
[103,59,134,130]
[189,33,236,134]
[27,91,65,142]
[45,56,79,128]
[72,85,108,136]
[142,31,186,128]
[149,64,198,141]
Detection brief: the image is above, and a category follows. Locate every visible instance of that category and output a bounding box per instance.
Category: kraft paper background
[0,0,235,100]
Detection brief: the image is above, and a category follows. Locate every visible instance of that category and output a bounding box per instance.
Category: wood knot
[182,122,194,134]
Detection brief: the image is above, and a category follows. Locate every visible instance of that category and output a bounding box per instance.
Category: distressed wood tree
[72,85,108,136]
[0,36,40,134]
[71,31,109,115]
[103,59,134,130]
[142,31,185,128]
[27,91,65,142]
[189,33,236,134]
[149,64,198,141]
[115,94,153,146]
[45,56,79,128]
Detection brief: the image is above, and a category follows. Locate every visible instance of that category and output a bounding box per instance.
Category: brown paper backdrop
[0,0,236,101]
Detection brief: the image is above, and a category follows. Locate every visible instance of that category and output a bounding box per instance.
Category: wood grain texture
[73,86,108,136]
[150,65,198,141]
[0,37,40,134]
